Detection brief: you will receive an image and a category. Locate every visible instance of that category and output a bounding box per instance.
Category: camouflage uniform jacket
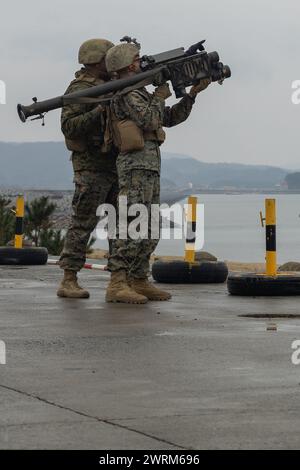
[61,68,117,173]
[111,87,195,174]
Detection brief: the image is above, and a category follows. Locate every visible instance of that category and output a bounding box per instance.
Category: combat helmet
[105,43,140,73]
[78,39,114,65]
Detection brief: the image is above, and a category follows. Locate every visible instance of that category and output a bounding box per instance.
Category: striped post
[47,259,108,271]
[184,196,197,263]
[14,195,24,249]
[265,199,277,276]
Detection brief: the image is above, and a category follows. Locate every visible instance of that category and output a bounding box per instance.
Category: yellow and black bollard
[14,195,25,249]
[152,195,228,284]
[184,196,197,264]
[260,199,277,276]
[0,195,48,265]
[228,198,300,295]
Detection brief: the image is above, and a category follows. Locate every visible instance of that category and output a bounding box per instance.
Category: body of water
[93,194,300,263]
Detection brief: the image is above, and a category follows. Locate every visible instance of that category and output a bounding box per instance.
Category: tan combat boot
[105,270,148,304]
[57,270,90,298]
[129,278,172,301]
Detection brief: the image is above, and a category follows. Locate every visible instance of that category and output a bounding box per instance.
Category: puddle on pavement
[239,314,300,319]
[155,331,176,336]
[239,313,300,332]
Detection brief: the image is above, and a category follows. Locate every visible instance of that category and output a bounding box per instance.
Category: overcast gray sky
[0,0,299,168]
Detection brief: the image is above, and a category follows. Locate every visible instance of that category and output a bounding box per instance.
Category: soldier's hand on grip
[153,83,172,100]
[189,78,211,98]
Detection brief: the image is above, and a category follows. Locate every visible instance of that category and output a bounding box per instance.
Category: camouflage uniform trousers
[59,169,118,272]
[107,168,160,279]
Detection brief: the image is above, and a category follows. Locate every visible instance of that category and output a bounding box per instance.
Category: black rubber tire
[227,273,300,296]
[0,247,48,265]
[152,260,228,284]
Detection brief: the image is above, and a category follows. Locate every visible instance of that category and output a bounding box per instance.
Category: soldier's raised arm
[160,79,211,128]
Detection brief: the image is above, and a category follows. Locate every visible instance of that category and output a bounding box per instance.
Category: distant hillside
[0,142,288,190]
[285,172,300,190]
[0,142,72,189]
[161,157,287,189]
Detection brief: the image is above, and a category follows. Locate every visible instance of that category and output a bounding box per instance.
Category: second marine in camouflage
[105,42,211,304]
[57,38,118,299]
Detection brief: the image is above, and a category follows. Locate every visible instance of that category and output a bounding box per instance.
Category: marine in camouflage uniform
[104,43,211,304]
[57,38,118,299]
[108,84,196,278]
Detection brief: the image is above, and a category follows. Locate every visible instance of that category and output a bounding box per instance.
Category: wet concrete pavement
[0,263,300,449]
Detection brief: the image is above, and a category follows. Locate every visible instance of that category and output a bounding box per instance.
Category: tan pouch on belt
[144,128,166,145]
[156,128,166,144]
[112,119,145,152]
